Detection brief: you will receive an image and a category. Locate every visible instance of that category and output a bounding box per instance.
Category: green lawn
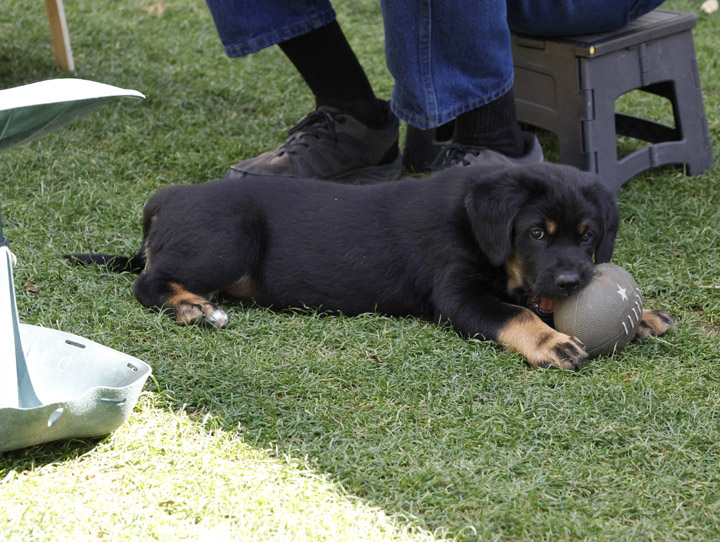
[1,0,719,540]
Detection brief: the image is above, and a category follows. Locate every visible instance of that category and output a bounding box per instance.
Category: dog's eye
[530,228,545,240]
[581,231,594,243]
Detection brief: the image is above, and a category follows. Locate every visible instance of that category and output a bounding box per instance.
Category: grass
[1,0,719,540]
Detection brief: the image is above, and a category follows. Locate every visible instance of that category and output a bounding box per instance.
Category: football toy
[553,263,643,357]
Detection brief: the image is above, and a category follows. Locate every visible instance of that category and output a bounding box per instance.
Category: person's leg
[451,89,524,157]
[205,0,401,182]
[278,21,385,128]
[224,21,401,182]
[380,0,514,131]
[204,0,336,58]
[380,0,542,170]
[381,0,665,130]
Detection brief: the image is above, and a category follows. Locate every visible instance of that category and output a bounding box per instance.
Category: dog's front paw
[497,310,588,371]
[531,332,588,371]
[634,309,676,341]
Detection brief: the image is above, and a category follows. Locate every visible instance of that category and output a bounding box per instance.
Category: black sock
[452,89,525,157]
[279,21,386,128]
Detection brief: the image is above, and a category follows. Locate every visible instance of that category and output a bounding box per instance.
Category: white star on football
[616,284,628,301]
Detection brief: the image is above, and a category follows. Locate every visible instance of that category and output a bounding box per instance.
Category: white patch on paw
[207,307,228,328]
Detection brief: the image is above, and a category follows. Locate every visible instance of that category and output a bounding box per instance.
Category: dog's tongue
[539,298,555,312]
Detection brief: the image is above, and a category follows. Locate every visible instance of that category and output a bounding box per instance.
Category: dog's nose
[555,273,581,292]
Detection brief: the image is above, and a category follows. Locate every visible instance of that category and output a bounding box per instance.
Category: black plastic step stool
[511,9,713,192]
[403,10,713,192]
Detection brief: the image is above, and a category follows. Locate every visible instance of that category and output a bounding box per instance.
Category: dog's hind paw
[204,305,229,328]
[175,300,228,328]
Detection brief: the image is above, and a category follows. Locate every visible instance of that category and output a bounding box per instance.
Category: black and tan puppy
[68,162,674,370]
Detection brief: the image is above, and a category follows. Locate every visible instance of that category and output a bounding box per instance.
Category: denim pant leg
[381,0,665,129]
[380,0,514,130]
[204,0,336,57]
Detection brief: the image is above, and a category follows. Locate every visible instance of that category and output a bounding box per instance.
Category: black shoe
[431,132,544,170]
[225,101,402,183]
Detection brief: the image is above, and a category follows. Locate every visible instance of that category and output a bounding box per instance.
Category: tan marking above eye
[544,220,557,235]
[578,221,589,235]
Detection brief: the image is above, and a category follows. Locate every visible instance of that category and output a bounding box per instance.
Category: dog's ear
[595,196,619,263]
[582,181,620,263]
[464,169,530,267]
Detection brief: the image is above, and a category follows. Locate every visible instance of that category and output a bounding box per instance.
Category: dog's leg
[437,294,587,370]
[634,309,676,341]
[134,272,228,328]
[495,308,588,370]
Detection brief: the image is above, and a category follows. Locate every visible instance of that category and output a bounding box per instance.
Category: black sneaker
[224,101,402,183]
[431,132,543,170]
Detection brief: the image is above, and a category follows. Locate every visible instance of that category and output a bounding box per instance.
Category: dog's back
[141,173,473,317]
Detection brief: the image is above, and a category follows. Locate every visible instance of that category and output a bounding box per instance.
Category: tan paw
[530,332,588,371]
[498,309,588,371]
[174,300,228,328]
[167,282,228,328]
[634,309,676,341]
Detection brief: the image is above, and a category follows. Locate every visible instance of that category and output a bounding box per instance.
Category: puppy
[68,162,674,370]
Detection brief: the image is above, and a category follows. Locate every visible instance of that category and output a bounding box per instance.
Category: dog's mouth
[528,296,556,321]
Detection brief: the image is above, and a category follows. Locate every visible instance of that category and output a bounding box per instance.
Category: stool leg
[666,54,713,176]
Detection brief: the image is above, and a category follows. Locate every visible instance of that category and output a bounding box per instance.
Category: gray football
[554,263,643,357]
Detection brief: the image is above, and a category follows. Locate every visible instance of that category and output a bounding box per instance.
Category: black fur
[67,162,621,369]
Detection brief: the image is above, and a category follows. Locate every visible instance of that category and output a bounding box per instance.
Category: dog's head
[464,162,619,321]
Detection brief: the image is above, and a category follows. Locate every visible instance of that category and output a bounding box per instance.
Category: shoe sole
[226,153,404,184]
[332,153,404,184]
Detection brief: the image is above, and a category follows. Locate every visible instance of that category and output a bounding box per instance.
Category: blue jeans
[205,0,664,129]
